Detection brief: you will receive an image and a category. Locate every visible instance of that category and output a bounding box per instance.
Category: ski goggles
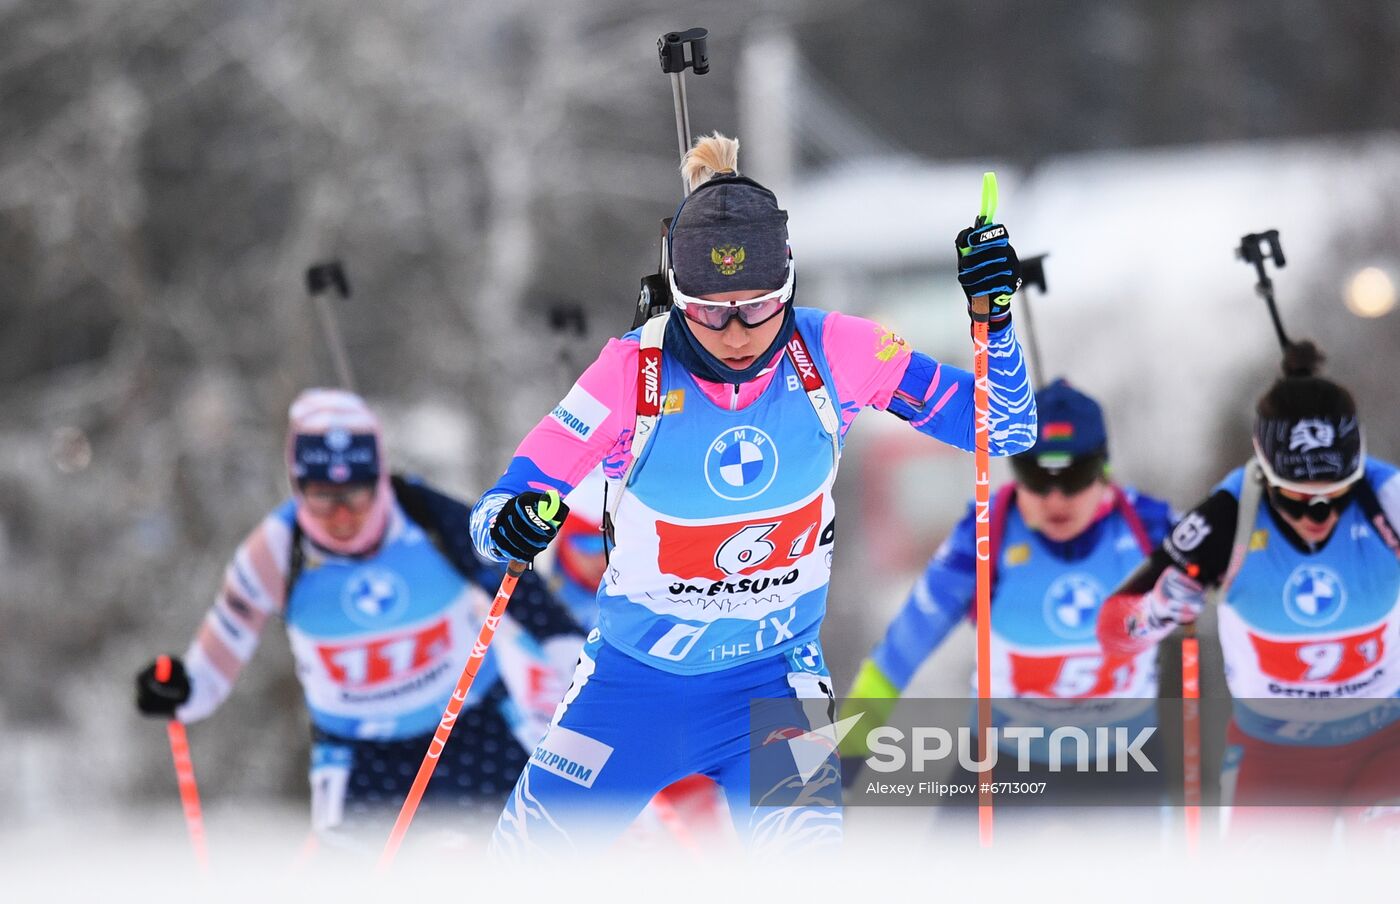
[667,262,795,330]
[301,482,376,516]
[1011,451,1107,497]
[1266,483,1354,524]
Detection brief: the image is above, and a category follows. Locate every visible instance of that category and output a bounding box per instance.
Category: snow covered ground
[3,803,1389,902]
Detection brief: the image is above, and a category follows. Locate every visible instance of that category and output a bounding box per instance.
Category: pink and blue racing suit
[470,307,1036,852]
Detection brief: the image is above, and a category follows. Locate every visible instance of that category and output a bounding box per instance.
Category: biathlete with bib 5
[844,380,1175,805]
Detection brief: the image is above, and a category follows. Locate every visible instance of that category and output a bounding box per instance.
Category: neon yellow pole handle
[538,488,562,526]
[978,171,999,227]
[973,171,1012,307]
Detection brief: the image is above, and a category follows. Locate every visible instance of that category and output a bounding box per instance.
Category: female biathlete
[1098,343,1400,836]
[468,134,1038,853]
[845,379,1174,804]
[135,389,582,847]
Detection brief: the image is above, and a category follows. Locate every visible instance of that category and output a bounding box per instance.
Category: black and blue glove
[955,222,1022,330]
[489,490,569,563]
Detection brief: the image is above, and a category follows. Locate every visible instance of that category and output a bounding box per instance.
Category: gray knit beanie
[669,175,790,297]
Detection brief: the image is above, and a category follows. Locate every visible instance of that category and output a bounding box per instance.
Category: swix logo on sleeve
[639,349,663,416]
[655,495,824,582]
[316,617,451,688]
[785,335,823,391]
[549,383,610,443]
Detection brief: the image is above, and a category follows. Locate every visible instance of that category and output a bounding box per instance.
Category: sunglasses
[1011,453,1106,497]
[302,483,376,516]
[1267,484,1353,524]
[667,263,794,331]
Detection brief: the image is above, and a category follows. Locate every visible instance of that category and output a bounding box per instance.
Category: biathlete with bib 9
[1098,342,1400,838]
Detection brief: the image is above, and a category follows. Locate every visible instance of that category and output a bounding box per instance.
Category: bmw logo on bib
[1043,573,1105,640]
[704,426,779,501]
[342,567,410,626]
[1283,564,1346,627]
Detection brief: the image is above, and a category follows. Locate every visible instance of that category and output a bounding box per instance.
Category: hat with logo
[1010,380,1109,495]
[1022,379,1108,469]
[285,388,392,555]
[668,174,790,297]
[1254,412,1363,490]
[1253,342,1364,492]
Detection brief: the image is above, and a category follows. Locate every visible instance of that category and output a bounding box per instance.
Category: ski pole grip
[306,261,351,298]
[658,28,709,74]
[538,488,563,526]
[977,171,999,227]
[1237,230,1283,267]
[156,655,172,684]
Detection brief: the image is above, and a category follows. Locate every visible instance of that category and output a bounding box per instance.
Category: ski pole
[157,655,209,870]
[1181,622,1202,854]
[633,27,712,330]
[1016,254,1049,389]
[1236,230,1291,352]
[377,490,562,869]
[305,260,357,391]
[657,28,710,197]
[967,171,1002,848]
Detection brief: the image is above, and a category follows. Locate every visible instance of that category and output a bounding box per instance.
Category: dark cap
[669,175,790,297]
[1254,415,1363,487]
[1025,379,1108,469]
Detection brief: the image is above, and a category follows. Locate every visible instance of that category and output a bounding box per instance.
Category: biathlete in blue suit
[844,380,1174,803]
[135,389,582,849]
[1099,342,1400,838]
[468,134,1037,855]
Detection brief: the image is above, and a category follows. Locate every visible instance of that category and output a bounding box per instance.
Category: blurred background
[5,0,1400,844]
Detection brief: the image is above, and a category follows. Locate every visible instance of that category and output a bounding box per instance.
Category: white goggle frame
[667,260,795,315]
[1252,436,1366,497]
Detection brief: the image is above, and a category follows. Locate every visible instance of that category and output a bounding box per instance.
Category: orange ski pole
[377,557,532,869]
[967,171,1001,848]
[1181,623,1202,854]
[156,655,209,870]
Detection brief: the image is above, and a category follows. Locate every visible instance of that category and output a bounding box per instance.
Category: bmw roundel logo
[1283,564,1346,627]
[1042,573,1105,640]
[704,426,779,501]
[342,567,409,626]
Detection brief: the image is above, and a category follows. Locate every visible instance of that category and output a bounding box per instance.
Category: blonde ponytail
[682,132,739,193]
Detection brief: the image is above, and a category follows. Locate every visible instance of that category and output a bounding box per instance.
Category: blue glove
[955,222,1022,330]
